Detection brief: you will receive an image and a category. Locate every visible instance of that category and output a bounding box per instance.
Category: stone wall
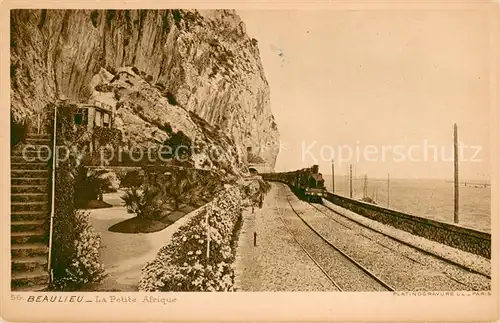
[262,173,491,259]
[324,192,491,259]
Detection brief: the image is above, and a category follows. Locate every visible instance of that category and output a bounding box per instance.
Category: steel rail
[274,198,343,292]
[315,201,491,280]
[280,185,396,292]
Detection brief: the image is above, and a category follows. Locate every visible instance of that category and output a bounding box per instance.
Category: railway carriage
[262,165,327,203]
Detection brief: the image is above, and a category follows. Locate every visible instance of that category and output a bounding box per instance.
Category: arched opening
[249,167,258,175]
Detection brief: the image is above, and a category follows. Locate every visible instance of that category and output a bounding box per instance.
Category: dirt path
[86,191,199,291]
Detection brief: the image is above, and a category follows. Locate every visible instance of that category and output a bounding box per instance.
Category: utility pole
[454,123,459,224]
[387,173,390,207]
[363,173,368,198]
[345,169,348,196]
[331,160,335,193]
[349,165,353,198]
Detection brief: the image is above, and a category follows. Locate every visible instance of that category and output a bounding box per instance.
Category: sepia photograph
[2,1,498,322]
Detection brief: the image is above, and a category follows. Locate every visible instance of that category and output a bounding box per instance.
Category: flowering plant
[53,210,107,289]
[139,186,242,291]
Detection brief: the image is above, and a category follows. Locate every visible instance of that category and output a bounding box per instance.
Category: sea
[322,175,491,232]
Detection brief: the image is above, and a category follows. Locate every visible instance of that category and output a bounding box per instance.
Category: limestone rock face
[11,9,279,168]
[91,66,247,175]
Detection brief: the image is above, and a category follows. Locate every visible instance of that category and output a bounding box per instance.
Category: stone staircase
[11,133,52,291]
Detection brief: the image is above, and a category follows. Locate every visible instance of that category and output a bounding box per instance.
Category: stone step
[11,201,48,212]
[11,210,48,221]
[11,169,49,178]
[11,283,48,292]
[11,193,48,203]
[11,243,48,258]
[11,147,51,158]
[11,185,48,194]
[11,270,50,289]
[10,155,50,164]
[11,162,49,170]
[11,177,49,186]
[26,133,51,139]
[11,230,46,244]
[24,138,51,145]
[11,219,46,232]
[11,255,48,272]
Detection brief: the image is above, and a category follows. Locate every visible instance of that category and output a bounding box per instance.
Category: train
[262,164,328,203]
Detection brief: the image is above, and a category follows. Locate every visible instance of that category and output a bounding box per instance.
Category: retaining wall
[323,192,491,258]
[264,177,491,259]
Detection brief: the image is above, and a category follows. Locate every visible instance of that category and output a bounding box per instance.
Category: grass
[108,204,198,234]
[108,216,173,234]
[80,200,114,209]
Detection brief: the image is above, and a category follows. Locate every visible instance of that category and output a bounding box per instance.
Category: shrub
[10,112,27,149]
[101,170,120,193]
[52,161,106,290]
[121,185,164,220]
[139,186,242,291]
[54,210,107,289]
[161,168,197,209]
[74,166,120,207]
[50,102,106,290]
[161,130,192,161]
[120,169,144,188]
[166,91,178,106]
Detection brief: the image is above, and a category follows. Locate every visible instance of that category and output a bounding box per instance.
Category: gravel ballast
[234,185,338,291]
[321,199,491,278]
[312,203,491,291]
[235,183,490,292]
[283,188,479,291]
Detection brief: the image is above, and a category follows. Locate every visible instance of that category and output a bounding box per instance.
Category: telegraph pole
[363,173,368,198]
[454,123,459,224]
[345,169,348,196]
[349,165,353,198]
[331,160,335,193]
[387,173,390,207]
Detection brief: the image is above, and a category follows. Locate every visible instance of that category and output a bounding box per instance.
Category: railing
[46,105,57,282]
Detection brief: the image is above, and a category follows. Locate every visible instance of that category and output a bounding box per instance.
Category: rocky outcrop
[11,9,279,168]
[91,66,248,174]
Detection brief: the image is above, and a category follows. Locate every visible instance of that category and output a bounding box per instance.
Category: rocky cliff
[10,9,279,169]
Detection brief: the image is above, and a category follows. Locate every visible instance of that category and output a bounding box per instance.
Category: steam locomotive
[262,164,328,203]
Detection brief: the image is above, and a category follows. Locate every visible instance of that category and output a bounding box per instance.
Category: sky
[238,10,492,181]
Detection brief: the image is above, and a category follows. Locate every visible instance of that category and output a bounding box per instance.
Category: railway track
[310,201,491,281]
[274,200,343,291]
[274,187,395,292]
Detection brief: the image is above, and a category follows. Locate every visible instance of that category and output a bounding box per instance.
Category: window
[103,112,110,128]
[74,108,88,125]
[95,110,102,127]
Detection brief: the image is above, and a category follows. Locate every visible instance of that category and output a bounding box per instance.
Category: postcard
[1,1,498,321]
